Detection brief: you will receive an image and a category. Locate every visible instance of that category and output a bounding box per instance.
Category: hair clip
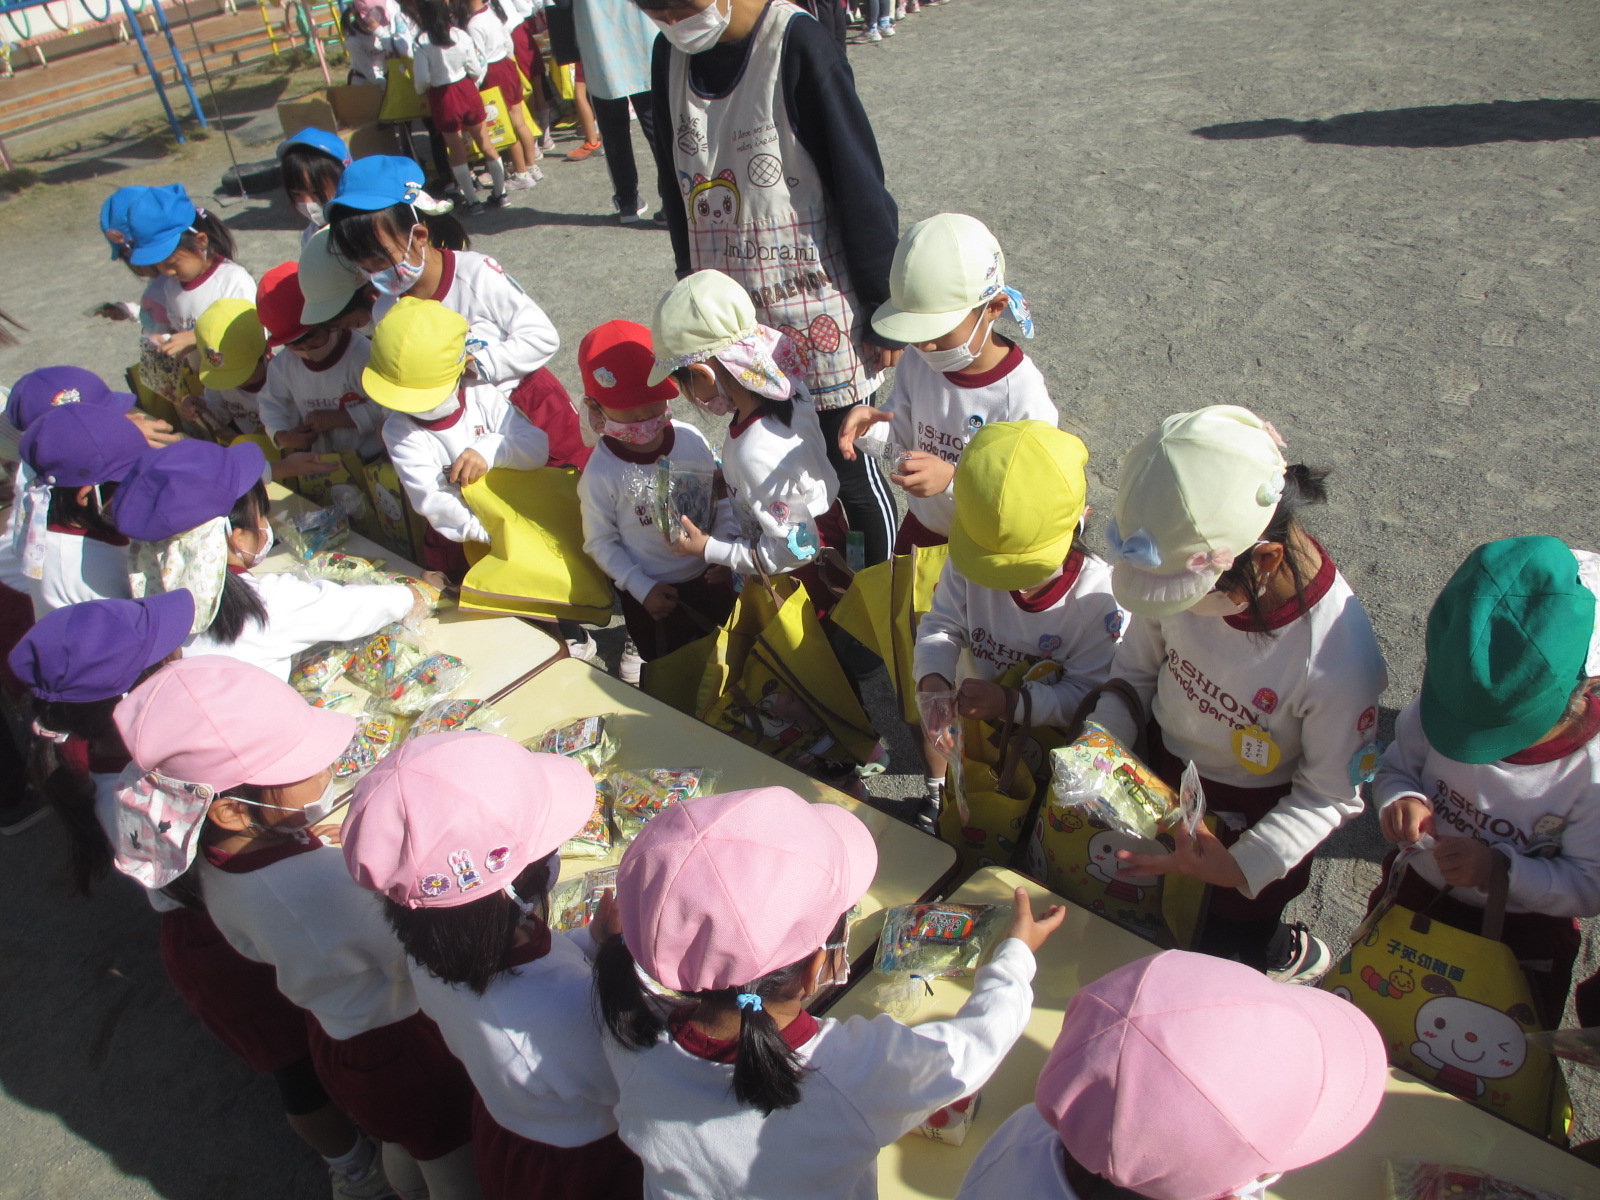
[1186,547,1237,574]
[31,719,69,744]
[735,992,764,1013]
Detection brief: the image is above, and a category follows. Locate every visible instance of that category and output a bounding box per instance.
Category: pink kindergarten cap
[1036,951,1386,1200]
[343,732,597,908]
[616,787,878,993]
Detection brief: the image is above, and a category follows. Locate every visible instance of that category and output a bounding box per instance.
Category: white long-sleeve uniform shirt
[465,7,513,63]
[881,341,1057,537]
[30,526,131,617]
[202,377,266,435]
[1374,698,1600,917]
[381,379,549,544]
[258,332,385,459]
[199,843,419,1040]
[578,423,734,603]
[703,397,839,578]
[344,28,397,82]
[914,551,1124,729]
[607,938,1037,1200]
[409,928,622,1147]
[955,1105,1077,1200]
[187,569,414,682]
[411,28,484,89]
[145,259,257,334]
[375,250,560,395]
[1092,551,1387,898]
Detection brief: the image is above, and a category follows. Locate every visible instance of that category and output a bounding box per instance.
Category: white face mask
[235,775,348,835]
[295,199,326,228]
[651,0,729,54]
[413,391,464,423]
[1233,1172,1282,1200]
[1187,588,1247,618]
[914,311,994,373]
[236,522,274,568]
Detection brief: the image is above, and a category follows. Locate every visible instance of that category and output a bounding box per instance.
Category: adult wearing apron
[642,0,901,566]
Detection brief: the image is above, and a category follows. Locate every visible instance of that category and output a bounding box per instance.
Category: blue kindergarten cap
[125,183,199,267]
[5,366,136,431]
[112,439,267,541]
[330,155,449,215]
[20,404,151,487]
[101,185,152,262]
[9,592,196,704]
[278,126,353,166]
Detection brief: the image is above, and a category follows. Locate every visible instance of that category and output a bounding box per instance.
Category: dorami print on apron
[668,0,881,409]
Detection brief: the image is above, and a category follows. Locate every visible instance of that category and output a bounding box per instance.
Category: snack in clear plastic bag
[1523,1027,1600,1069]
[307,690,355,710]
[916,690,967,823]
[303,551,384,582]
[875,439,914,478]
[562,790,615,859]
[386,573,447,613]
[376,652,469,716]
[1049,721,1180,841]
[275,504,351,560]
[289,643,357,694]
[652,457,717,544]
[875,902,1006,979]
[1384,1162,1565,1200]
[529,715,618,773]
[549,866,618,932]
[332,712,407,779]
[406,697,503,738]
[608,767,718,839]
[343,624,428,693]
[1177,760,1207,837]
[916,1092,981,1145]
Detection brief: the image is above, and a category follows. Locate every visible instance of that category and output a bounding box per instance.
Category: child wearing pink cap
[343,732,644,1200]
[595,786,1066,1200]
[110,656,480,1200]
[10,601,397,1200]
[956,951,1386,1200]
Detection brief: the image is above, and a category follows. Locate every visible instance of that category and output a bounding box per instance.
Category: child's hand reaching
[447,448,489,486]
[956,678,1010,722]
[277,426,318,452]
[1380,796,1434,845]
[305,408,357,433]
[670,515,710,559]
[272,452,341,481]
[1005,886,1066,953]
[835,404,893,461]
[126,410,181,447]
[1432,836,1497,889]
[155,329,198,359]
[643,582,679,618]
[1116,821,1248,890]
[893,451,956,498]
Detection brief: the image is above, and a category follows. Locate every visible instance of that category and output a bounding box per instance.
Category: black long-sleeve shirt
[647,4,902,349]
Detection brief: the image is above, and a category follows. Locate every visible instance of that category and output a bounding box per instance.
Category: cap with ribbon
[647,269,807,400]
[871,212,1033,344]
[100,185,152,261]
[328,155,453,217]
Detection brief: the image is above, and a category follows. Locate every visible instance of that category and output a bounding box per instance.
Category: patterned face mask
[603,412,671,445]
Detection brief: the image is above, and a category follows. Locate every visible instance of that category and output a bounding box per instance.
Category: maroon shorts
[892,510,947,555]
[509,367,591,469]
[619,568,737,662]
[483,56,524,107]
[307,1011,475,1161]
[510,24,538,88]
[159,907,311,1075]
[472,1095,643,1200]
[0,581,35,694]
[428,77,486,133]
[1369,849,1581,1026]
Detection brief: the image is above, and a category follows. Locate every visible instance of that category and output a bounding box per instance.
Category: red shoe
[566,140,603,161]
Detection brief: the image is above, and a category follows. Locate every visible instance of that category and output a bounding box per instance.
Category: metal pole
[147,0,207,128]
[256,0,280,55]
[118,0,185,144]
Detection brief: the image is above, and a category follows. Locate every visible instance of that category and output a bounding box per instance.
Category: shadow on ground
[1193,98,1600,147]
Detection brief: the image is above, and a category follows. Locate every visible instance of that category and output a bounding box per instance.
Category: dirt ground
[0,0,1598,1194]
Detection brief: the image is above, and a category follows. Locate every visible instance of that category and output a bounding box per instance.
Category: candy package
[406,698,504,738]
[917,690,967,823]
[301,551,384,583]
[1049,721,1180,841]
[652,458,717,544]
[872,902,1009,1020]
[385,573,448,614]
[343,624,428,693]
[289,643,357,694]
[332,711,408,779]
[529,715,619,773]
[550,866,618,932]
[1177,760,1207,837]
[562,790,615,859]
[1384,1162,1566,1200]
[375,652,469,716]
[307,690,356,711]
[274,504,352,560]
[915,1092,981,1146]
[606,766,717,837]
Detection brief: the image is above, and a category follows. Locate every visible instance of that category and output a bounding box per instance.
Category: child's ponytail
[187,208,238,263]
[730,979,805,1114]
[595,934,667,1050]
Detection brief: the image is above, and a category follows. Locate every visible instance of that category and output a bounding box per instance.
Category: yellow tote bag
[379,57,427,122]
[831,543,949,725]
[639,576,779,716]
[479,86,519,151]
[458,467,613,624]
[1320,855,1571,1141]
[363,460,430,564]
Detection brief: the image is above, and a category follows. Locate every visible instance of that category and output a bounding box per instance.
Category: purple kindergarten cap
[20,404,150,488]
[9,591,197,703]
[4,366,137,432]
[112,440,267,542]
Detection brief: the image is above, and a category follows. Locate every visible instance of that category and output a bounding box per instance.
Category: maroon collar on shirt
[303,329,353,374]
[1222,538,1337,633]
[226,563,251,576]
[507,917,554,967]
[415,385,469,431]
[1505,693,1600,765]
[181,257,224,292]
[46,522,130,548]
[425,249,457,301]
[669,1006,820,1064]
[727,409,760,439]
[1011,548,1085,612]
[603,425,676,464]
[203,830,327,873]
[945,335,1022,389]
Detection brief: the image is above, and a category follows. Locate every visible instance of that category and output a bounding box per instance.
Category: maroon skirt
[508,367,591,470]
[472,1094,643,1200]
[428,76,486,133]
[159,907,311,1075]
[512,22,541,92]
[483,56,524,107]
[307,1011,475,1161]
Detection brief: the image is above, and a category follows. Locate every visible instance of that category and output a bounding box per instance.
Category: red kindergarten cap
[579,320,678,411]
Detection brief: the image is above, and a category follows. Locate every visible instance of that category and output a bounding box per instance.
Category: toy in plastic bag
[916,690,967,823]
[876,439,914,478]
[386,573,448,614]
[289,643,357,694]
[275,504,352,560]
[608,767,718,839]
[303,552,384,582]
[307,690,356,710]
[872,902,1008,1018]
[332,711,407,779]
[549,866,618,932]
[343,624,428,693]
[1177,760,1207,837]
[529,715,619,774]
[406,697,503,738]
[1384,1162,1566,1200]
[916,1092,981,1145]
[376,652,469,716]
[562,789,615,859]
[652,457,717,544]
[1049,721,1180,841]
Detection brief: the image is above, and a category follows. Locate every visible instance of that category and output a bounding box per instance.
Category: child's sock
[486,157,507,197]
[323,1132,378,1181]
[451,162,477,198]
[924,777,945,799]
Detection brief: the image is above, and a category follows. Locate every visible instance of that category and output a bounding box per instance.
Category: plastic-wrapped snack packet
[528,715,619,773]
[307,690,356,710]
[652,457,717,545]
[376,652,469,716]
[385,574,448,615]
[302,551,384,583]
[139,336,190,402]
[916,1092,981,1145]
[549,866,619,932]
[1048,721,1179,841]
[561,790,615,859]
[872,902,1007,1017]
[875,439,914,479]
[1384,1162,1564,1200]
[608,767,718,840]
[343,623,428,693]
[1177,760,1207,837]
[274,504,352,560]
[406,697,504,739]
[289,643,358,694]
[916,690,967,823]
[332,710,409,779]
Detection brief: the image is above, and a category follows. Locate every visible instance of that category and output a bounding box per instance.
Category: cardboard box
[277,97,338,138]
[328,83,385,129]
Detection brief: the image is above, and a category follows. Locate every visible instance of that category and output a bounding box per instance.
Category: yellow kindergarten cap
[363,297,470,413]
[195,298,267,390]
[950,421,1088,591]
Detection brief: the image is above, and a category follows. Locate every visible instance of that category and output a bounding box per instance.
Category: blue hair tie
[735,992,764,1013]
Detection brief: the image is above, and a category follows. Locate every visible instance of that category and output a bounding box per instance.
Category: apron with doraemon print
[667,0,880,409]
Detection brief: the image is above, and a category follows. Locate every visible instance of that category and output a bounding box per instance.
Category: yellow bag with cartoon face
[363,460,430,563]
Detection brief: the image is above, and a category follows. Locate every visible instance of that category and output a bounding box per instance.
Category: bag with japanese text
[1320,851,1571,1141]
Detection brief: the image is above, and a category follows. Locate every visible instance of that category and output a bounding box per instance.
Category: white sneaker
[539,130,555,153]
[615,194,650,224]
[506,172,537,191]
[528,161,544,181]
[881,20,896,35]
[566,633,599,663]
[618,638,643,686]
[865,25,882,39]
[1264,923,1333,985]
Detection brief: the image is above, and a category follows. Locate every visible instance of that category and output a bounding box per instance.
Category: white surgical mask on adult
[412,391,464,423]
[915,311,993,373]
[295,199,326,227]
[651,0,730,54]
